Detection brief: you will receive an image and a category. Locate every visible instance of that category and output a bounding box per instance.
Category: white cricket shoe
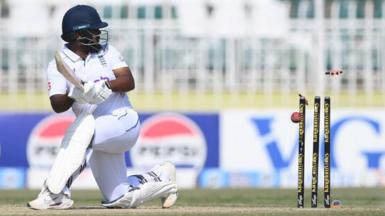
[102,162,177,209]
[27,186,73,210]
[159,161,178,208]
[103,181,177,209]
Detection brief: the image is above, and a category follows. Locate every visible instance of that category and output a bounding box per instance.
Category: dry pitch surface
[1,188,385,216]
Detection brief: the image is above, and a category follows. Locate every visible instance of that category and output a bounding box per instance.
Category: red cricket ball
[291,112,301,123]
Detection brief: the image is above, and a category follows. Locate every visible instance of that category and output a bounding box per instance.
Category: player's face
[77,29,108,53]
[87,29,101,43]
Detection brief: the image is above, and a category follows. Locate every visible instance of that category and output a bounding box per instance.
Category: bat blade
[54,51,84,91]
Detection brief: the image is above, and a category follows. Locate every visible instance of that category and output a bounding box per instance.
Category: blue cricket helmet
[61,5,108,38]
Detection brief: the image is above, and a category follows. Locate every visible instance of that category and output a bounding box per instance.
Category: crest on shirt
[98,55,107,67]
[47,81,52,91]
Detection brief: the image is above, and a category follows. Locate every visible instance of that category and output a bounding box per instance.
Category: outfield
[1,188,385,216]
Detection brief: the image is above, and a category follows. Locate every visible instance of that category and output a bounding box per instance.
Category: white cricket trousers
[89,108,140,201]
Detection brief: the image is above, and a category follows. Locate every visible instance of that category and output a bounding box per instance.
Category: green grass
[1,188,385,215]
[1,91,385,112]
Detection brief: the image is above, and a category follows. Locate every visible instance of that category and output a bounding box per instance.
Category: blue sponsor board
[199,169,271,188]
[0,113,49,167]
[198,169,227,188]
[126,112,219,168]
[0,112,219,169]
[0,167,26,189]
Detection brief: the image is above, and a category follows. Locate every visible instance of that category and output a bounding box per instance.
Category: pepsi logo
[130,113,207,170]
[27,114,75,168]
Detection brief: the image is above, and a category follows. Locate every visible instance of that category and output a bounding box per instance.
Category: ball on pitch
[291,112,301,123]
[331,200,342,208]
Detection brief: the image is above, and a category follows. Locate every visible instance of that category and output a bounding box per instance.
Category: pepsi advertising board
[0,112,219,189]
[133,113,219,169]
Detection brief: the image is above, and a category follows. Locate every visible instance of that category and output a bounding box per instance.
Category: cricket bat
[54,51,97,113]
[54,51,84,91]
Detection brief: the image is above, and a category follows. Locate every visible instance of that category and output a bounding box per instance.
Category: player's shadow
[71,206,144,210]
[71,206,159,210]
[71,206,106,209]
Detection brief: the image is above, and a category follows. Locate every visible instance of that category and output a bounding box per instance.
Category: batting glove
[83,81,112,104]
[68,86,88,104]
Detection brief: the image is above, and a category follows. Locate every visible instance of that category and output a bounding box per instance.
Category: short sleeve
[47,60,68,97]
[106,45,128,70]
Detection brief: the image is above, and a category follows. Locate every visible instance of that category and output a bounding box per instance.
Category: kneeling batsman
[28,83,177,210]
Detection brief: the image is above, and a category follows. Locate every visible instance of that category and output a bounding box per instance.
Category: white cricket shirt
[46,44,133,117]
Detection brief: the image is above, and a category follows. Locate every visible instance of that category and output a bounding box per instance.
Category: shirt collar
[62,44,82,62]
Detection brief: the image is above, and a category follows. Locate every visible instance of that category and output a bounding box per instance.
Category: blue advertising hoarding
[0,111,219,189]
[0,113,48,167]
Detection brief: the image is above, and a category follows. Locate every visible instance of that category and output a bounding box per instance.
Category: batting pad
[46,113,95,194]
